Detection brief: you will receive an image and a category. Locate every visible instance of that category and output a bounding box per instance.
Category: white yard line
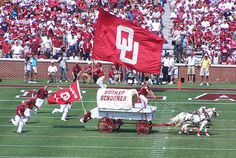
[0,134,234,140]
[0,155,89,158]
[0,144,235,152]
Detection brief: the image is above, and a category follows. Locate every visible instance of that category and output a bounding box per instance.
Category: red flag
[93,9,165,74]
[47,80,82,104]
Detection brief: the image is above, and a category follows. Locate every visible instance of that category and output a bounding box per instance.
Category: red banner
[93,9,165,74]
[47,81,82,104]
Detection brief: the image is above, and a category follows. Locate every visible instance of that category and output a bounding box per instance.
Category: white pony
[180,107,219,136]
[168,106,207,127]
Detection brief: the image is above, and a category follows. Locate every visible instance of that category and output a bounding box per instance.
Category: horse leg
[205,127,209,136]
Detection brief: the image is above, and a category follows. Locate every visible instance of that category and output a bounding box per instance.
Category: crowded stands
[0,0,165,60]
[169,0,236,64]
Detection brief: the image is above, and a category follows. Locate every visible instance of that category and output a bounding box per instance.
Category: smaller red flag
[48,81,82,104]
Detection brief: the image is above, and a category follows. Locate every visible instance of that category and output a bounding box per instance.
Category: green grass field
[0,81,236,158]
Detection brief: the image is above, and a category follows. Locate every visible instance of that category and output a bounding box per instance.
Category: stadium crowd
[169,0,236,64]
[0,0,164,60]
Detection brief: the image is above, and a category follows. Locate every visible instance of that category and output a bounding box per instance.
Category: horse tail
[168,112,185,126]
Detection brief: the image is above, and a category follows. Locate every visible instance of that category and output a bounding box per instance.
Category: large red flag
[93,9,165,74]
[47,80,82,104]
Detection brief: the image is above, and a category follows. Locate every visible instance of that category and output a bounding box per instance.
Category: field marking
[195,93,207,99]
[1,124,236,132]
[0,99,236,105]
[0,134,235,141]
[0,157,89,158]
[0,144,235,151]
[165,147,236,151]
[0,144,152,149]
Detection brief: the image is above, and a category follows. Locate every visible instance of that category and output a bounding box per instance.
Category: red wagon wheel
[98,117,114,133]
[136,120,151,135]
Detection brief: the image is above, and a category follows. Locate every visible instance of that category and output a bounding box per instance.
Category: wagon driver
[139,77,156,109]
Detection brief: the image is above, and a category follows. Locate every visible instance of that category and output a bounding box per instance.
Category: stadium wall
[0,59,236,83]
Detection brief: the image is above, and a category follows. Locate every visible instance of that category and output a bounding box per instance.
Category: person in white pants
[10,102,26,134]
[52,103,72,121]
[139,79,156,110]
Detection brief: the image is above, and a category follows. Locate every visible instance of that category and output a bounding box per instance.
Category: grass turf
[0,82,236,158]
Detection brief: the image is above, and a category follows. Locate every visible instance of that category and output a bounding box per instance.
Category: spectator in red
[72,61,82,82]
[2,40,11,58]
[51,34,63,59]
[82,38,92,61]
[30,34,41,56]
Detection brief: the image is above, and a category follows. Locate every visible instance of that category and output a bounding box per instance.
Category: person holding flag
[52,102,72,121]
[48,80,86,120]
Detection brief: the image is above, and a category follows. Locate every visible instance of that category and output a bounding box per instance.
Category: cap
[204,53,208,57]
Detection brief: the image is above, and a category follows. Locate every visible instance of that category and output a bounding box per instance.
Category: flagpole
[77,80,87,114]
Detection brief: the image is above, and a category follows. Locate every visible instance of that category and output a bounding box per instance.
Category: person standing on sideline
[52,103,72,121]
[162,54,171,84]
[167,54,175,85]
[10,102,26,134]
[30,54,38,82]
[24,56,32,83]
[58,53,68,82]
[72,61,82,82]
[139,77,156,110]
[200,53,211,86]
[34,85,48,112]
[47,61,58,83]
[185,53,198,83]
[93,62,107,88]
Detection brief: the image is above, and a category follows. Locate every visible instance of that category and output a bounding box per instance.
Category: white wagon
[90,89,174,134]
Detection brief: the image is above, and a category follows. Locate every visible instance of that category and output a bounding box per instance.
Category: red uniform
[16,104,25,116]
[82,41,92,53]
[72,64,82,75]
[26,97,36,110]
[93,66,104,77]
[37,87,48,99]
[139,84,149,97]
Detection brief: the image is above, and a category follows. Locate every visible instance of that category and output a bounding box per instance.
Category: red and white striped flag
[47,80,82,104]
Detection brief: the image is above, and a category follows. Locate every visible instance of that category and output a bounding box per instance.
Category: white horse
[180,107,219,136]
[168,106,207,127]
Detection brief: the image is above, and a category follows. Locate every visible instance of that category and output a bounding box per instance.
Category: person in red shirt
[93,62,107,88]
[2,40,12,58]
[51,34,63,59]
[82,38,92,61]
[34,85,48,112]
[108,65,117,84]
[24,95,37,122]
[72,61,82,82]
[82,62,93,83]
[139,78,156,109]
[10,102,26,134]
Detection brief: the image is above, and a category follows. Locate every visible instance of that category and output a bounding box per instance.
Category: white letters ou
[116,25,139,65]
[60,92,70,101]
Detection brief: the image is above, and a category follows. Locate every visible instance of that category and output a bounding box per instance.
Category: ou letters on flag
[47,81,82,104]
[93,8,165,74]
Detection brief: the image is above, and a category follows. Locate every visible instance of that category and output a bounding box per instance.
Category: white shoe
[162,81,167,84]
[168,81,173,85]
[103,85,107,88]
[60,80,62,82]
[61,119,67,121]
[199,82,203,86]
[80,118,84,124]
[47,80,50,83]
[206,82,209,86]
[52,109,56,114]
[65,80,68,83]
